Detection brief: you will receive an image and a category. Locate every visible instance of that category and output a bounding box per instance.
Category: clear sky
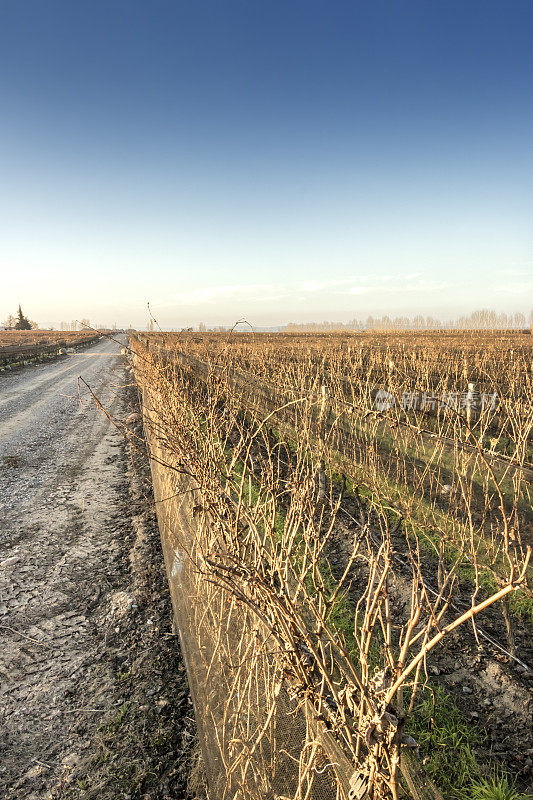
[1,0,532,329]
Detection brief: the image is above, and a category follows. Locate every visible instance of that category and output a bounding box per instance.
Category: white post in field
[466,382,476,426]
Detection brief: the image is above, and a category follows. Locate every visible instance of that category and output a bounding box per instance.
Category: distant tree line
[60,319,91,331]
[283,309,532,333]
[196,322,228,332]
[1,313,116,332]
[59,320,116,331]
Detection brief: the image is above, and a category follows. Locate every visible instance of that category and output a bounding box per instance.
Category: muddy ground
[0,339,200,799]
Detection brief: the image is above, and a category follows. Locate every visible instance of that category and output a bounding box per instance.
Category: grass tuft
[470,772,530,800]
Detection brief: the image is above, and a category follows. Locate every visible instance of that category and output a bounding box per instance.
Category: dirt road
[0,338,197,799]
[0,336,127,538]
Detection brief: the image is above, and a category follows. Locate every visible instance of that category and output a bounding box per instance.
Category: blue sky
[1,0,532,328]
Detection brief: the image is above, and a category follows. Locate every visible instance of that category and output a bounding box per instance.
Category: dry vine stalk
[130,332,531,800]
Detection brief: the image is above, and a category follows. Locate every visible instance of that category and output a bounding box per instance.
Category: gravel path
[0,339,197,798]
